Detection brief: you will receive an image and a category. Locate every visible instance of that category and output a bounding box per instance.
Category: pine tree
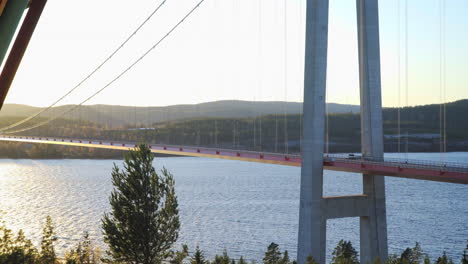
[463,242,468,264]
[385,254,400,264]
[435,252,453,264]
[281,250,290,264]
[221,249,231,264]
[191,246,206,264]
[424,255,431,264]
[401,243,423,264]
[331,240,359,264]
[9,229,38,264]
[65,232,101,264]
[170,244,189,264]
[263,243,282,264]
[214,249,231,264]
[238,256,248,264]
[40,216,57,264]
[102,144,180,264]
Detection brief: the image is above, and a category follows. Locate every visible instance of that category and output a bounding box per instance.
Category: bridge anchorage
[299,1,386,263]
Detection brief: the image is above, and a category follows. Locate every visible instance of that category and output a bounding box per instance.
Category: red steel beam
[0,0,47,110]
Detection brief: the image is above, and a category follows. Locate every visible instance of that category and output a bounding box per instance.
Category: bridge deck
[1,135,467,184]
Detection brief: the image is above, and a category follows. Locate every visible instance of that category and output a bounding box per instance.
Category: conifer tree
[385,254,400,264]
[170,244,189,264]
[102,144,180,264]
[263,243,282,264]
[401,243,423,264]
[435,252,453,264]
[238,256,248,264]
[15,230,38,263]
[40,216,57,264]
[463,242,468,264]
[331,240,359,264]
[281,250,290,264]
[4,229,38,264]
[424,255,431,264]
[191,246,206,264]
[65,232,101,264]
[214,249,231,264]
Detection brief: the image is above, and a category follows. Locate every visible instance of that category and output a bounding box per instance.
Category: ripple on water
[0,154,467,263]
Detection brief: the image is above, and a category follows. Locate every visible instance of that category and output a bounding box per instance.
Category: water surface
[0,152,466,262]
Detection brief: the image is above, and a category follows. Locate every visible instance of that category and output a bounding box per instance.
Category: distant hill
[0,100,467,156]
[0,100,360,127]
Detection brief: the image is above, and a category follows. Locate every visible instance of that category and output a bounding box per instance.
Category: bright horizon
[2,0,467,108]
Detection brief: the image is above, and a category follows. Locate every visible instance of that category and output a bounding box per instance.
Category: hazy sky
[2,0,467,107]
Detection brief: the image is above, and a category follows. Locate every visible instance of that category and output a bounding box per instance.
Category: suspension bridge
[0,0,466,264]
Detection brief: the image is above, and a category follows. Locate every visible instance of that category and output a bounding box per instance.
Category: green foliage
[1,207,468,264]
[2,99,468,159]
[191,246,207,264]
[101,144,180,264]
[281,250,290,264]
[424,255,431,264]
[401,243,424,264]
[305,256,319,264]
[213,249,231,264]
[263,243,282,264]
[238,256,247,264]
[40,216,57,264]
[331,240,359,264]
[64,232,101,264]
[0,225,39,264]
[435,252,453,264]
[0,214,63,264]
[385,254,401,264]
[463,242,468,264]
[170,244,189,264]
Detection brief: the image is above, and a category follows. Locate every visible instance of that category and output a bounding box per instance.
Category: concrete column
[298,1,329,264]
[356,0,388,262]
[0,0,29,66]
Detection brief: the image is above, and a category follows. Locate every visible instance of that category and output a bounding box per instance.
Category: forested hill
[383,99,468,133]
[0,101,359,127]
[2,99,466,131]
[0,99,466,156]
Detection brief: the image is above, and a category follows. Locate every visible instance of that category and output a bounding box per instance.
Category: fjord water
[0,153,466,262]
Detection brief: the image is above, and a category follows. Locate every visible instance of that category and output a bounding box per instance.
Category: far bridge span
[1,135,467,185]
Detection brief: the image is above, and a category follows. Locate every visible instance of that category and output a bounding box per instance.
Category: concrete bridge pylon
[298,1,388,263]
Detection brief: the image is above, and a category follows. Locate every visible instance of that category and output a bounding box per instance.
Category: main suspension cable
[0,0,168,132]
[3,0,206,135]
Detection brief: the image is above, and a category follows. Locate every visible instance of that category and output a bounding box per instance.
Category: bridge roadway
[1,135,467,184]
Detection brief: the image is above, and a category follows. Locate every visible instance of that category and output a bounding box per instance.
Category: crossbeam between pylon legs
[324,195,369,219]
[298,0,388,263]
